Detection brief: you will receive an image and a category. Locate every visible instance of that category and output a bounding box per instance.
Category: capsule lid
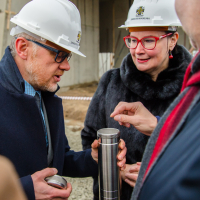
[97,128,120,139]
[45,175,67,189]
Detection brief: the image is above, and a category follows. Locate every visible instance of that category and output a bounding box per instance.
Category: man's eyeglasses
[26,39,72,63]
[123,33,173,50]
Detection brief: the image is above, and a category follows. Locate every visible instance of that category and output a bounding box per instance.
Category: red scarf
[144,51,200,180]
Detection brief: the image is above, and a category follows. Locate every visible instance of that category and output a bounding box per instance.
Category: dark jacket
[0,47,98,200]
[81,45,192,200]
[131,51,200,200]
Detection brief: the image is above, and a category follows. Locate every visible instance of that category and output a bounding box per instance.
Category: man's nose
[59,58,70,71]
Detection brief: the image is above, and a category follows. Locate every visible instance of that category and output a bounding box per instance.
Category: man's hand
[91,139,127,170]
[110,102,157,136]
[121,162,141,187]
[31,168,72,200]
[91,139,99,163]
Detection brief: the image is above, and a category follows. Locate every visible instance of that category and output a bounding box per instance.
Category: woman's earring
[169,50,173,59]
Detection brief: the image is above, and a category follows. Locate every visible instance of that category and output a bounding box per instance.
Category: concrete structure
[0,0,192,86]
[0,0,99,87]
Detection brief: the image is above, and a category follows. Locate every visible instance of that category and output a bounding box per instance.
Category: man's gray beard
[26,58,58,93]
[38,83,58,92]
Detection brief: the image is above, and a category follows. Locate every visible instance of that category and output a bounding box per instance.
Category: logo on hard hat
[77,31,81,43]
[136,6,145,17]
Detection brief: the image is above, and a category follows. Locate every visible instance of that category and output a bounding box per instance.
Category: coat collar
[0,46,59,95]
[181,50,200,91]
[0,47,25,94]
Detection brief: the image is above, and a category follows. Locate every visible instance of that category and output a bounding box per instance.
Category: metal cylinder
[98,128,120,200]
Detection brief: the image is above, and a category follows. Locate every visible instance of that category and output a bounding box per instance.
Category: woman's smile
[137,58,150,63]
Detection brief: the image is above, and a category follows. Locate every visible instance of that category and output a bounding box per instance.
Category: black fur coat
[81,45,192,200]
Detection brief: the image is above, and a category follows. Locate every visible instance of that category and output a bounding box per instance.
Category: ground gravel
[64,123,94,200]
[56,83,98,199]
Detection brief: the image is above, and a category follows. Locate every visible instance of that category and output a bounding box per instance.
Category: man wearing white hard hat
[111,0,200,199]
[0,0,127,199]
[81,0,191,199]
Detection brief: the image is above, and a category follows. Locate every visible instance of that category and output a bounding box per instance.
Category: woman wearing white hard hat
[81,0,192,199]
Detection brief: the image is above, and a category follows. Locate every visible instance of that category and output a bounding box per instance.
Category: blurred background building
[0,0,192,87]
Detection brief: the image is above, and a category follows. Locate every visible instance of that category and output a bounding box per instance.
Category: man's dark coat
[0,47,98,200]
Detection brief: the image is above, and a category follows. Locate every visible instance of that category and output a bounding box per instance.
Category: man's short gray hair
[9,33,39,57]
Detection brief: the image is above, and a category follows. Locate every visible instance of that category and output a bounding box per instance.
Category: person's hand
[31,168,72,200]
[91,139,99,163]
[117,139,126,170]
[91,139,127,170]
[121,162,141,187]
[110,102,157,136]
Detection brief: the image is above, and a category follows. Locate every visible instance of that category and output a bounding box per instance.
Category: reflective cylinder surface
[98,128,120,200]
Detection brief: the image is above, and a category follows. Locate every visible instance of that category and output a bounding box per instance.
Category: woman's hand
[121,163,141,187]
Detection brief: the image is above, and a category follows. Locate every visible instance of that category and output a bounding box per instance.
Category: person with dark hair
[81,0,192,199]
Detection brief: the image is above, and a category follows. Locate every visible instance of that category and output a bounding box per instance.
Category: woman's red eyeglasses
[123,33,173,50]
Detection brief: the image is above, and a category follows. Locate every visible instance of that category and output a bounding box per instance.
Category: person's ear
[169,32,179,51]
[15,37,29,60]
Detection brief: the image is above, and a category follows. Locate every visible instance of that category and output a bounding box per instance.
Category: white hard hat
[10,0,85,57]
[119,0,181,31]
